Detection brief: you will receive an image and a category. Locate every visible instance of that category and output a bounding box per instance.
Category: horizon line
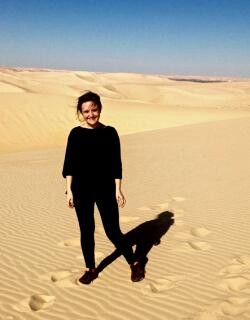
[0,65,249,81]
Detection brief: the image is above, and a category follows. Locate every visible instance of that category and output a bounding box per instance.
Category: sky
[0,0,250,77]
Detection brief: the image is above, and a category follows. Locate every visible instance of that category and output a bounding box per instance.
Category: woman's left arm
[115,179,126,208]
[111,127,126,207]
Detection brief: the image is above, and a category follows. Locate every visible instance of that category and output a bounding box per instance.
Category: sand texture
[0,68,250,319]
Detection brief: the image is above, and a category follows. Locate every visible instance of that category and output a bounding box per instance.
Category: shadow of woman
[96,211,174,274]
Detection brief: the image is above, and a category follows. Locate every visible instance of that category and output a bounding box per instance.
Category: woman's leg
[96,193,135,265]
[74,197,96,269]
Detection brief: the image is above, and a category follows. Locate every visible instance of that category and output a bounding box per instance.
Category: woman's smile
[81,101,101,128]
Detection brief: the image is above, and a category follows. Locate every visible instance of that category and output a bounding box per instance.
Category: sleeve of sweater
[62,130,75,178]
[111,127,122,179]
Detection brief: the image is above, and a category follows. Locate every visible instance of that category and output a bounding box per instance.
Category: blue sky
[0,0,250,77]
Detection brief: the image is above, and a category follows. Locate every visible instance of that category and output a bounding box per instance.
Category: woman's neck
[80,122,105,129]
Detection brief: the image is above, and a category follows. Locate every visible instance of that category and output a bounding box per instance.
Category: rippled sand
[1,68,250,319]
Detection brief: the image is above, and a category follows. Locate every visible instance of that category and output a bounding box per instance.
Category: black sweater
[62,126,122,180]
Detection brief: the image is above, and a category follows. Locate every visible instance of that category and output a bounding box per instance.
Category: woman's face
[81,101,101,127]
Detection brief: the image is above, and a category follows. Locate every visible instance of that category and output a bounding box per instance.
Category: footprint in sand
[149,278,176,293]
[218,296,249,316]
[174,227,211,240]
[218,277,249,292]
[190,295,249,320]
[171,209,185,227]
[13,294,55,312]
[172,208,185,218]
[193,295,249,319]
[172,241,211,252]
[218,256,250,276]
[188,241,211,251]
[28,294,55,311]
[51,270,79,288]
[194,256,250,319]
[219,264,249,275]
[218,255,250,288]
[174,219,185,227]
[237,254,250,265]
[172,197,186,202]
[58,238,80,247]
[173,223,211,251]
[39,269,80,288]
[190,227,211,237]
[195,303,247,319]
[142,275,186,295]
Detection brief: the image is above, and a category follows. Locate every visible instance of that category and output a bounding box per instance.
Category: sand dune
[0,67,250,153]
[0,68,250,319]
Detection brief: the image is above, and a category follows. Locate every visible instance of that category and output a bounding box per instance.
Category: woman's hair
[76,91,102,120]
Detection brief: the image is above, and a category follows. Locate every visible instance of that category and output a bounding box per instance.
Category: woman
[62,91,144,284]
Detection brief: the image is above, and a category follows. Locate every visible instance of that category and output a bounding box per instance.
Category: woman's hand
[66,190,74,208]
[116,189,126,208]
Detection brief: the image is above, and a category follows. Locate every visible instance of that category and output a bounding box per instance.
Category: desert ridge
[0,67,250,153]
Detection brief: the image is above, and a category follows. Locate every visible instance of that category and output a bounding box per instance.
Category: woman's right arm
[66,176,74,208]
[62,130,75,208]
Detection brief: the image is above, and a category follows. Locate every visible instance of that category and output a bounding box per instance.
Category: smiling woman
[62,91,145,284]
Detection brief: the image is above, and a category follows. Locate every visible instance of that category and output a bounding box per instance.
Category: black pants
[72,179,135,269]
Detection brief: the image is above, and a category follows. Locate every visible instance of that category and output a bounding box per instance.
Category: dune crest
[1,67,250,153]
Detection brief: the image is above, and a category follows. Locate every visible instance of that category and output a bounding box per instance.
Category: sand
[0,68,250,319]
[1,67,250,153]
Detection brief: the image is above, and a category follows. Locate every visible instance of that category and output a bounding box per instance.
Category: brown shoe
[131,262,145,282]
[78,269,98,285]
